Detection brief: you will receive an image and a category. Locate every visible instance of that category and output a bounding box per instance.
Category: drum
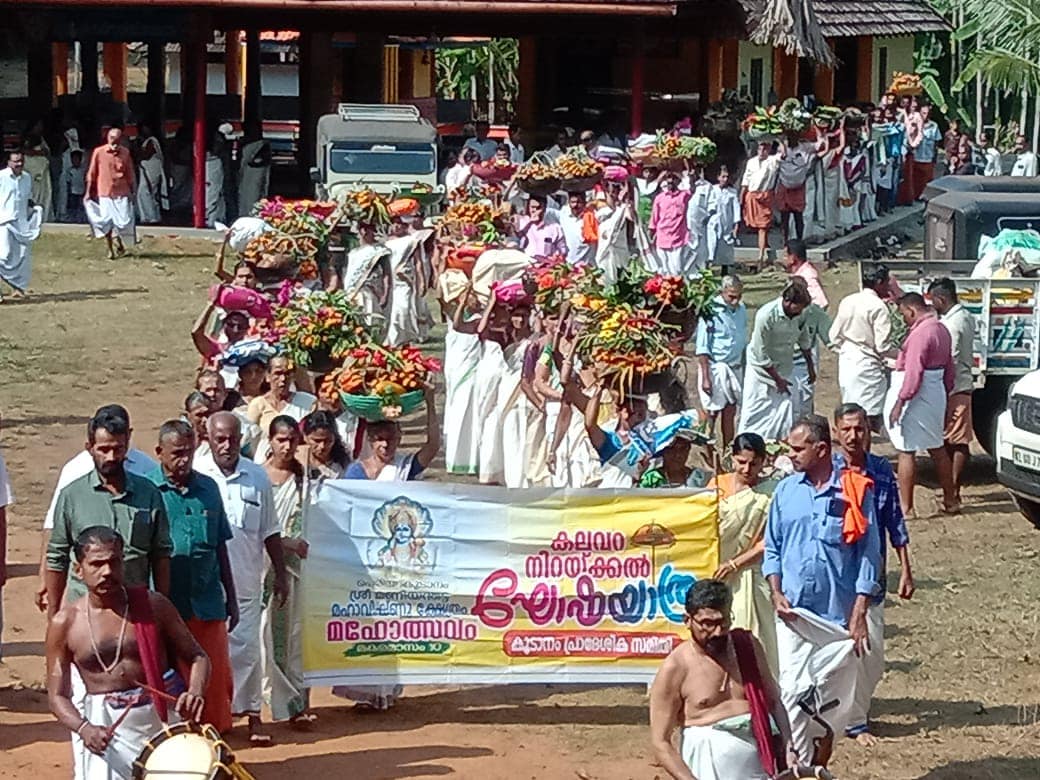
[132,721,255,780]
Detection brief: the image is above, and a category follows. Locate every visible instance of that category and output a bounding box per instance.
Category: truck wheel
[972,376,1014,456]
[1010,494,1040,531]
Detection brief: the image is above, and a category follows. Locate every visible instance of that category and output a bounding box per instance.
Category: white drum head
[142,732,220,778]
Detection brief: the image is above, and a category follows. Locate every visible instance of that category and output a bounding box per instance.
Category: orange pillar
[856,35,874,102]
[814,64,835,105]
[518,36,537,130]
[772,48,798,100]
[102,42,128,102]
[53,43,69,99]
[225,30,242,96]
[707,39,739,102]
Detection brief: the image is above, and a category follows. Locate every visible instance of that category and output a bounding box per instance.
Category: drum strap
[127,587,168,722]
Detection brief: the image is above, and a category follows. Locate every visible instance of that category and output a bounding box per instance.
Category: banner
[301,482,719,686]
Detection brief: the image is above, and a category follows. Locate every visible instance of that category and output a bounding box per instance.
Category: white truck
[869,260,1040,453]
[311,103,442,202]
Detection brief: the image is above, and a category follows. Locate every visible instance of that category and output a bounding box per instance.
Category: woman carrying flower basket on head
[474,286,514,485]
[385,203,425,347]
[247,354,317,462]
[581,375,650,489]
[342,222,392,341]
[441,280,483,476]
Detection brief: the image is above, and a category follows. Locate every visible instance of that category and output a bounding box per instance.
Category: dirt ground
[1,233,1038,780]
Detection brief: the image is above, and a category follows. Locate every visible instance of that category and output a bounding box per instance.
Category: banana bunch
[339,187,391,227]
[444,201,494,226]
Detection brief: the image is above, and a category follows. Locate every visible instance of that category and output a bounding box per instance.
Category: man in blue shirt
[832,402,914,747]
[694,275,748,446]
[763,415,881,761]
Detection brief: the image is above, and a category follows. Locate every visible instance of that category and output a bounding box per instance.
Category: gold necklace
[86,588,129,675]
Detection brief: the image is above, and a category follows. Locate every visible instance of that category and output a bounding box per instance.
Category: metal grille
[1010,395,1040,436]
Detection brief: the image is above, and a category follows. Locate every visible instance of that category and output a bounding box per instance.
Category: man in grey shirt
[45,409,171,619]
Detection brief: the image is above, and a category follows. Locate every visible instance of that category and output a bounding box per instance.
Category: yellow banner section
[302,482,719,685]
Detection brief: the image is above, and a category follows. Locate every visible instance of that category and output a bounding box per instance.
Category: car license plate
[1012,446,1040,472]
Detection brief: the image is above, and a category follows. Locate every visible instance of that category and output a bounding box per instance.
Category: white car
[995,368,1040,529]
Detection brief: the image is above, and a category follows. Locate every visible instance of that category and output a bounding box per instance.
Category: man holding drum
[46,526,211,780]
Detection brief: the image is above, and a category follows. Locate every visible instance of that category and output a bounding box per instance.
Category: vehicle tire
[1010,493,1040,531]
[972,376,1014,456]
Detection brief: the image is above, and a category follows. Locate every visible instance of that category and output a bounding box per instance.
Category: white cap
[218,122,237,139]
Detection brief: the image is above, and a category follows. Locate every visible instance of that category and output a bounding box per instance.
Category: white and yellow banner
[301,482,719,685]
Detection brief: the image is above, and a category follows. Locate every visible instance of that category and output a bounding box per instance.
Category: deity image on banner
[367,496,436,573]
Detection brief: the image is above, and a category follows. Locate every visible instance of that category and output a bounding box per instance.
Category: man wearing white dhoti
[650,579,796,780]
[764,416,881,763]
[828,264,895,434]
[884,293,959,517]
[134,123,166,224]
[45,526,209,780]
[195,413,288,745]
[694,276,747,446]
[706,166,740,270]
[738,283,813,442]
[86,128,136,259]
[0,152,42,300]
[833,403,914,747]
[685,170,712,274]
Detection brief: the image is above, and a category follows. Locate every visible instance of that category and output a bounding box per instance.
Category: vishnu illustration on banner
[369,496,435,573]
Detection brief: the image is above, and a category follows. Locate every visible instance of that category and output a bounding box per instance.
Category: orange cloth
[86,144,136,199]
[839,469,873,545]
[711,473,738,501]
[181,618,234,734]
[581,209,599,243]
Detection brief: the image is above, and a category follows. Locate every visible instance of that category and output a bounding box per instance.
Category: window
[750,58,764,106]
[877,47,889,98]
[328,142,436,175]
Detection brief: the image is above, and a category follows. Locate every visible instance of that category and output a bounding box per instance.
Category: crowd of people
[0,100,986,780]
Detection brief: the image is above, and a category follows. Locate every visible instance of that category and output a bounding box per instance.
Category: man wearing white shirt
[1010,134,1037,177]
[195,411,287,745]
[35,404,158,612]
[504,124,526,164]
[445,149,479,196]
[558,191,600,265]
[979,132,1003,176]
[0,151,43,301]
[462,120,498,162]
[740,141,782,264]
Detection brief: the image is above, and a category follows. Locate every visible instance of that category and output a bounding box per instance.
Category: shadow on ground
[916,757,1040,779]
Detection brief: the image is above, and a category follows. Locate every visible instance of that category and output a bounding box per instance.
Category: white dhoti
[228,595,263,714]
[657,245,689,276]
[846,600,885,735]
[0,206,42,291]
[838,347,888,416]
[680,715,769,780]
[739,368,794,442]
[685,230,708,275]
[706,224,735,267]
[698,361,743,413]
[884,368,947,452]
[775,609,860,761]
[135,156,167,224]
[443,326,481,475]
[87,196,135,240]
[387,278,421,347]
[77,688,166,780]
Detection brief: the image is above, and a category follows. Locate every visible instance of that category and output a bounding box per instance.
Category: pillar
[81,40,99,96]
[243,30,262,129]
[630,25,645,137]
[518,36,537,130]
[189,34,208,228]
[350,34,385,103]
[53,43,69,98]
[146,42,166,131]
[706,39,739,103]
[27,43,54,117]
[225,30,242,97]
[772,48,798,100]
[814,63,835,105]
[856,35,873,102]
[299,31,334,187]
[102,42,128,103]
[382,44,400,104]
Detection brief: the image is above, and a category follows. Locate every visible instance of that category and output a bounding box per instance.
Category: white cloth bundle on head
[219,216,271,253]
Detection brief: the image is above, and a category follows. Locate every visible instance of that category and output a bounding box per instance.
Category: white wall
[872,36,915,100]
[738,42,774,107]
[165,51,298,96]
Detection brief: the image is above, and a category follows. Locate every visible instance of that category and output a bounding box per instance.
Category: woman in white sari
[23,135,53,223]
[342,224,392,341]
[135,123,167,224]
[385,220,422,347]
[709,432,779,675]
[489,302,535,487]
[595,183,635,286]
[443,284,483,475]
[475,289,512,485]
[332,389,439,710]
[260,415,315,724]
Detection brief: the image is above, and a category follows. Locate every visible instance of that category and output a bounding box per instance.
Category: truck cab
[312,104,441,202]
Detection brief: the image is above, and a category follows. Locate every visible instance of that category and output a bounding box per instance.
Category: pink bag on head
[209,284,273,321]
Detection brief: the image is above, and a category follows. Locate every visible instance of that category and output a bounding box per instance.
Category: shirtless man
[650,579,796,780]
[46,526,210,780]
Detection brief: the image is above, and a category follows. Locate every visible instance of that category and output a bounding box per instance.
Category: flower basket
[471,161,517,183]
[342,389,425,422]
[560,171,604,193]
[263,288,369,369]
[516,176,562,196]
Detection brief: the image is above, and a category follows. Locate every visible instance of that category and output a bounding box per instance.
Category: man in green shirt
[151,418,238,734]
[45,409,172,619]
